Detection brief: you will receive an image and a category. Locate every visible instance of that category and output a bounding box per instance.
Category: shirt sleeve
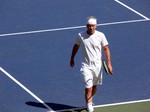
[75,33,81,45]
[101,33,108,46]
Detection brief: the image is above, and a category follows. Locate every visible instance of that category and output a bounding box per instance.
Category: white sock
[87,103,94,112]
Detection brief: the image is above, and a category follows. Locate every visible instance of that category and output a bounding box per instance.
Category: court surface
[0,0,150,112]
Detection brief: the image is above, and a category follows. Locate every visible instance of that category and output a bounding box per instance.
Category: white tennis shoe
[87,103,94,112]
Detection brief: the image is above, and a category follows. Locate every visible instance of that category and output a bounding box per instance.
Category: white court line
[94,98,150,108]
[0,67,55,112]
[98,19,149,26]
[115,0,150,20]
[0,19,149,37]
[52,99,150,112]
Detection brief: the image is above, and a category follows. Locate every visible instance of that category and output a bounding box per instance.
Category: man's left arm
[103,45,113,74]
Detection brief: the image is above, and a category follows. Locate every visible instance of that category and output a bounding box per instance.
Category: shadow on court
[26,101,86,112]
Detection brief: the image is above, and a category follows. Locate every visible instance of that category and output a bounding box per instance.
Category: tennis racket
[102,59,111,75]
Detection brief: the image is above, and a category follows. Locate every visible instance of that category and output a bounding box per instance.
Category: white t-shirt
[75,30,108,68]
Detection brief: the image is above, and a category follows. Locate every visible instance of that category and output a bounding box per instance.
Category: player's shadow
[26,101,85,112]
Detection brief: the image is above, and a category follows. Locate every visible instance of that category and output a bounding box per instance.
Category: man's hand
[108,63,113,75]
[70,59,75,68]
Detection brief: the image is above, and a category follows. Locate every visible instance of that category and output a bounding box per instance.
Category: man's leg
[85,85,97,103]
[92,85,97,97]
[85,85,97,112]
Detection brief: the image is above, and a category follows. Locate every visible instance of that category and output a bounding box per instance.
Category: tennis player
[70,16,113,112]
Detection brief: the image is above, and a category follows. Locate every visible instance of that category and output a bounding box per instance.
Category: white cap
[87,18,97,25]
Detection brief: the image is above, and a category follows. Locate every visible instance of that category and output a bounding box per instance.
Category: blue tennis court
[0,0,150,112]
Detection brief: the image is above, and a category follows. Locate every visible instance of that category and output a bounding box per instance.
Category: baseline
[56,99,150,112]
[94,99,150,108]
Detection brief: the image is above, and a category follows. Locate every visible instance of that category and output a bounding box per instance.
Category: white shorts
[80,67,103,88]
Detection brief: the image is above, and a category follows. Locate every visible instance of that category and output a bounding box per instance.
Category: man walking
[70,16,113,112]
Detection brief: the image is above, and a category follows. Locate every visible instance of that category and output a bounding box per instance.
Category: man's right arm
[70,44,80,67]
